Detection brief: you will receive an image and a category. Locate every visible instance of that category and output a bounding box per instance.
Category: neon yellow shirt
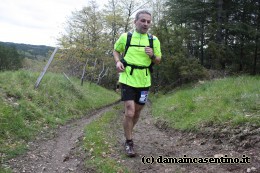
[114,31,162,87]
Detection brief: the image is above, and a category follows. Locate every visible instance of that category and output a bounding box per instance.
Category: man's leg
[123,101,144,139]
[133,103,144,127]
[123,100,145,157]
[123,100,135,140]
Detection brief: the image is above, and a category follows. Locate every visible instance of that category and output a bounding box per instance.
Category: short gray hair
[135,10,151,21]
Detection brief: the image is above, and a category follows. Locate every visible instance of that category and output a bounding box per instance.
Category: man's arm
[113,50,125,72]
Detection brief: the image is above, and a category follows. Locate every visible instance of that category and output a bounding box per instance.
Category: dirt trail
[7,102,119,173]
[7,101,259,173]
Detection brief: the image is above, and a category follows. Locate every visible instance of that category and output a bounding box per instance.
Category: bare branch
[81,59,89,86]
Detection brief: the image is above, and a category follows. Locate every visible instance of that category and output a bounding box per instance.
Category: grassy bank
[151,75,260,131]
[0,70,120,165]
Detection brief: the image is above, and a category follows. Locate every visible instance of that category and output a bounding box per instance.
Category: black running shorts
[121,84,149,105]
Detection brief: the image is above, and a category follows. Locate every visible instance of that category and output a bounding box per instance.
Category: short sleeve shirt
[114,31,162,87]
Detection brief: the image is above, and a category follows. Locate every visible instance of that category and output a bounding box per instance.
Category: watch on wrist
[151,54,156,60]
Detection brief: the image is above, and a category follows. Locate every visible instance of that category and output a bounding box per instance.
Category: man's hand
[145,46,154,57]
[113,50,125,72]
[116,61,125,72]
[145,47,161,64]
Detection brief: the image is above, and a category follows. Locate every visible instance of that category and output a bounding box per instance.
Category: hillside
[0,41,55,60]
[0,70,120,167]
[152,76,260,131]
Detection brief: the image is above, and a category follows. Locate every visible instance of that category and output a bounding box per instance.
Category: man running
[113,10,162,157]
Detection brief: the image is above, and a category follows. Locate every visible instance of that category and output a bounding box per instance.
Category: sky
[0,0,104,47]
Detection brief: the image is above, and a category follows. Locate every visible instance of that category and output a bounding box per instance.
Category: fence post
[34,47,59,89]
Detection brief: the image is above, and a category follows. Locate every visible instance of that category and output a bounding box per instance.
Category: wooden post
[34,47,59,89]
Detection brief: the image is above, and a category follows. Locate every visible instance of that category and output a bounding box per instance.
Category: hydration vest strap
[121,59,150,76]
[122,32,155,75]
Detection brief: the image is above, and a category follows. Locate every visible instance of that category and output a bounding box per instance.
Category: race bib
[139,91,149,103]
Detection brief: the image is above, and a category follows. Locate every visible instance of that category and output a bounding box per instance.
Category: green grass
[151,75,260,131]
[0,70,120,171]
[83,106,130,173]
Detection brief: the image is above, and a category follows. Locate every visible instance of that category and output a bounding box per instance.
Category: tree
[0,44,22,71]
[103,0,125,53]
[58,1,110,82]
[163,0,259,74]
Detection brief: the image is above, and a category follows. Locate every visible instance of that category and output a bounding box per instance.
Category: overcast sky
[0,0,104,47]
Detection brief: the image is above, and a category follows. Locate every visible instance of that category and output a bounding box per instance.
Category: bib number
[139,91,149,103]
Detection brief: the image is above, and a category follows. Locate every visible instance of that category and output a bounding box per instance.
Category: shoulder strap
[148,33,155,71]
[124,32,132,56]
[148,33,153,49]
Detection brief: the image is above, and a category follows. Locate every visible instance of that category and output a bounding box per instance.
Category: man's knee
[125,101,135,118]
[125,111,135,118]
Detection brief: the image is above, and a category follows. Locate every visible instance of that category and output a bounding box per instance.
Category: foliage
[163,0,260,75]
[205,41,235,70]
[58,1,113,85]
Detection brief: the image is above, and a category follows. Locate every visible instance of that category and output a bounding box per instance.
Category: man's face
[134,13,152,34]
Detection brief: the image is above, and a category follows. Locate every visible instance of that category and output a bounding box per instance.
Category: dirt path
[7,102,119,173]
[7,101,259,173]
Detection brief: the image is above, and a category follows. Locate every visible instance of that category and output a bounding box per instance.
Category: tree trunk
[216,0,223,44]
[200,22,204,65]
[239,40,244,72]
[253,32,258,75]
[253,3,259,75]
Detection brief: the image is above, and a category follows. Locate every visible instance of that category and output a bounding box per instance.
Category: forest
[1,0,259,91]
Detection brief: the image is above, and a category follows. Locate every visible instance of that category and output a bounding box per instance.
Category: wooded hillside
[0,42,54,60]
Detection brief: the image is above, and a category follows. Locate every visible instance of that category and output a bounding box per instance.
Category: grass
[0,70,120,171]
[151,75,260,131]
[83,105,130,173]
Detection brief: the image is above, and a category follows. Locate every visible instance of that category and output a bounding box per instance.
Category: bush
[161,53,209,87]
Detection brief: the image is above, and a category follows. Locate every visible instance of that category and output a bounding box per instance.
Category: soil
[6,102,260,173]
